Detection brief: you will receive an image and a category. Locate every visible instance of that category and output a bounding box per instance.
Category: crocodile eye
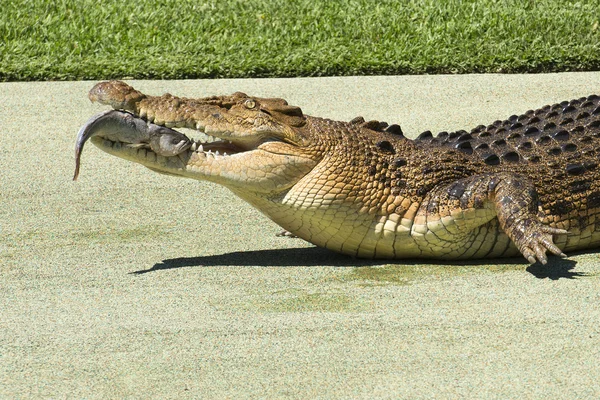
[244,99,256,109]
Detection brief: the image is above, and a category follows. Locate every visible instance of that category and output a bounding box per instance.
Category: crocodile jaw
[76,110,318,194]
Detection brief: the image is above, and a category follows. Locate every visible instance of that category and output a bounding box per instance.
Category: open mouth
[73,109,258,180]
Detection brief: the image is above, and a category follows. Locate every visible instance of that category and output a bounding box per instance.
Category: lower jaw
[91,136,246,181]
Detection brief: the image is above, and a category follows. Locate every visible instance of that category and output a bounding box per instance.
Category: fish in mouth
[74,109,246,180]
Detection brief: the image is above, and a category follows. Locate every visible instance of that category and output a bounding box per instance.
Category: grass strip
[1,0,599,81]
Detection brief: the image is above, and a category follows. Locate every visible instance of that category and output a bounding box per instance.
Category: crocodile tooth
[198,144,204,153]
[190,142,198,151]
[216,150,220,156]
[146,110,155,123]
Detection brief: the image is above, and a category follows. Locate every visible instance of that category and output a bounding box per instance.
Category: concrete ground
[1,73,600,399]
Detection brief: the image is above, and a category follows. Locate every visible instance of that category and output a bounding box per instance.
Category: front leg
[490,175,567,264]
[417,173,567,264]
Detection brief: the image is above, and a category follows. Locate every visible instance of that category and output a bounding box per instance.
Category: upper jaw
[87,80,288,152]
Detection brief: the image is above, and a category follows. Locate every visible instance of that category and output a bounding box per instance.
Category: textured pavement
[1,73,600,398]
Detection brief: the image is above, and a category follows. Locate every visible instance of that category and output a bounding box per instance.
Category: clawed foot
[518,225,567,265]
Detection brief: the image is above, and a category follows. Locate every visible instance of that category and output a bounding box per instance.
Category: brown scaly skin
[75,80,600,264]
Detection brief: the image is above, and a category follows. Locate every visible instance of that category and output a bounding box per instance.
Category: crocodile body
[75,81,600,264]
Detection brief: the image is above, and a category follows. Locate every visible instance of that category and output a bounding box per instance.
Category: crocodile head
[74,81,320,196]
[75,81,417,259]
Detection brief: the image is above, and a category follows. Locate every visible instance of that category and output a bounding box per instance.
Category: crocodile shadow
[132,246,585,279]
[133,246,379,274]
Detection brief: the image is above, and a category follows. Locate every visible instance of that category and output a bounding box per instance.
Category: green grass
[1,0,599,81]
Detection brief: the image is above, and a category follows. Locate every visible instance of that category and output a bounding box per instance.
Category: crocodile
[74,80,600,264]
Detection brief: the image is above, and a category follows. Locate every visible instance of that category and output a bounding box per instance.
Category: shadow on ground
[134,247,377,273]
[132,246,586,280]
